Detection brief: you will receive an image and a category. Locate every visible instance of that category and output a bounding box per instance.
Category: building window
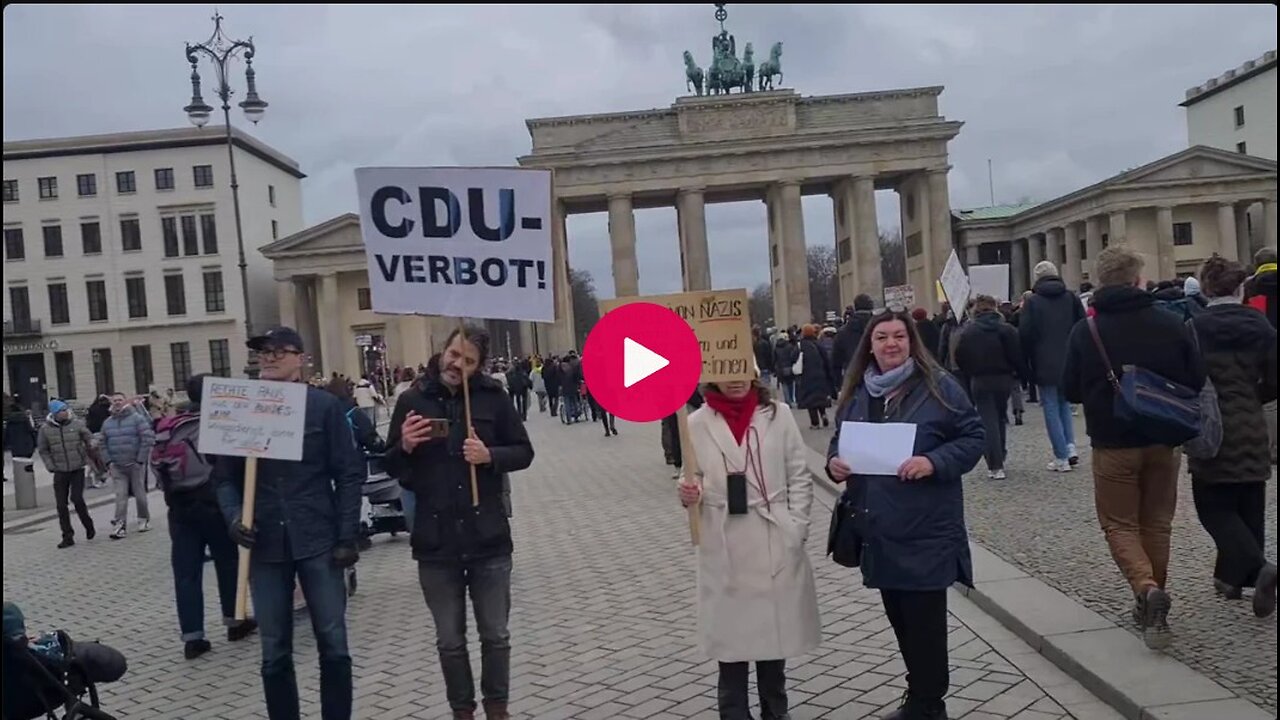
[200,214,218,254]
[155,167,175,191]
[203,270,225,312]
[357,287,372,310]
[81,221,102,254]
[54,351,76,400]
[42,225,63,257]
[93,348,114,395]
[38,176,58,199]
[2,179,17,202]
[4,228,24,260]
[120,217,142,252]
[1101,232,1109,248]
[48,283,70,325]
[193,165,214,188]
[210,339,231,377]
[9,286,31,324]
[838,237,852,264]
[125,276,147,318]
[76,173,97,197]
[132,346,153,395]
[268,184,276,207]
[86,280,108,322]
[905,193,916,221]
[1079,238,1088,261]
[164,273,187,316]
[181,215,199,256]
[116,171,136,194]
[1236,141,1248,155]
[1234,105,1245,128]
[171,342,193,388]
[162,217,179,257]
[1173,222,1194,246]
[271,219,279,240]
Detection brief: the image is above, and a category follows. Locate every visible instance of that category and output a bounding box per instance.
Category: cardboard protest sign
[600,288,754,383]
[969,264,1010,302]
[354,167,553,322]
[938,250,971,316]
[197,377,307,461]
[884,284,916,309]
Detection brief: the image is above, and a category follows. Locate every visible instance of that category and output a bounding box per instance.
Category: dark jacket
[214,385,366,563]
[84,398,111,434]
[345,403,386,454]
[954,311,1027,381]
[1187,304,1277,483]
[1062,285,1205,449]
[36,416,92,473]
[773,340,800,381]
[795,337,835,410]
[915,319,941,361]
[753,337,775,374]
[560,360,583,393]
[383,373,534,563]
[3,411,38,460]
[1019,276,1085,386]
[505,365,531,395]
[542,362,562,397]
[828,370,984,591]
[1244,267,1277,329]
[832,311,872,377]
[937,316,960,368]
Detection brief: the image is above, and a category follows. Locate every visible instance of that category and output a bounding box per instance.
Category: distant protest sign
[198,377,307,461]
[884,284,915,309]
[355,167,553,322]
[969,264,1010,302]
[939,250,971,316]
[601,288,753,383]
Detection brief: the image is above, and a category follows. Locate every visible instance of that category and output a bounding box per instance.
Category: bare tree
[879,230,907,287]
[569,268,600,349]
[807,245,839,323]
[748,283,774,329]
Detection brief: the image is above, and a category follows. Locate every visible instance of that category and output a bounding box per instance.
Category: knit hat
[1183,277,1201,297]
[48,399,69,415]
[911,307,929,321]
[1033,261,1059,280]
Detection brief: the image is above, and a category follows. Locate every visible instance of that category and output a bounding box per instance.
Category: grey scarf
[864,358,917,398]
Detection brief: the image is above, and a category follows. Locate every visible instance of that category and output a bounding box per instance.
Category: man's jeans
[111,463,150,526]
[1037,385,1076,461]
[169,501,238,641]
[1093,446,1179,594]
[251,552,352,720]
[53,468,95,540]
[418,556,512,713]
[562,392,580,421]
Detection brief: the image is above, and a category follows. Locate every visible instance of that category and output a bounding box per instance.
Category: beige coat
[687,401,822,662]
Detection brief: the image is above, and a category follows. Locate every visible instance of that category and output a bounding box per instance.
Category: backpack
[1156,297,1198,323]
[1182,322,1223,459]
[150,413,210,494]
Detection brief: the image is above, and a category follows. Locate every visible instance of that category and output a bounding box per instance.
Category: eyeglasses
[257,348,303,360]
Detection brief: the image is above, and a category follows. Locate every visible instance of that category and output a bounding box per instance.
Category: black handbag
[826,495,862,568]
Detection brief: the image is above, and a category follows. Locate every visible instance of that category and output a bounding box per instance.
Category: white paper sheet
[838,422,918,475]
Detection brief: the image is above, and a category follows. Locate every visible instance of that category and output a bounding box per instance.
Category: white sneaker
[109,523,126,540]
[138,519,151,533]
[992,469,1007,480]
[1046,459,1072,472]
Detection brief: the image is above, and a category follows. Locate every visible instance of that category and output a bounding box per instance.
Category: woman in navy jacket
[826,309,984,720]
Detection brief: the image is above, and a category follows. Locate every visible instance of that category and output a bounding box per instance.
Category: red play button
[582,302,702,423]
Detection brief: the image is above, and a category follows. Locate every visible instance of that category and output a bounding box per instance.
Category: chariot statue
[680,4,780,96]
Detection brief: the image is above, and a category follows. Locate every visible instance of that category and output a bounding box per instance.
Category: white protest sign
[355,167,553,322]
[198,377,308,461]
[884,284,916,309]
[938,250,971,315]
[969,264,1010,302]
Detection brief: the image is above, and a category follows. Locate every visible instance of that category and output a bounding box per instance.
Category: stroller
[358,452,407,545]
[2,632,123,720]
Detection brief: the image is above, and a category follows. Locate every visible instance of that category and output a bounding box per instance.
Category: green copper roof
[953,202,1041,222]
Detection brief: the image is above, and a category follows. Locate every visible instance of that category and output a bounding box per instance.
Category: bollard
[12,458,38,510]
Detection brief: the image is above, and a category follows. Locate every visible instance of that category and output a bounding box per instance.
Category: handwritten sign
[884,284,916,309]
[969,264,1010,302]
[938,250,971,317]
[600,288,754,383]
[197,377,307,461]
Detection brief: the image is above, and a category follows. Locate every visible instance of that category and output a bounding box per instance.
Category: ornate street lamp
[183,11,268,377]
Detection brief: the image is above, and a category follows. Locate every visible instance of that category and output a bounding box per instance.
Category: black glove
[332,543,359,568]
[229,521,256,549]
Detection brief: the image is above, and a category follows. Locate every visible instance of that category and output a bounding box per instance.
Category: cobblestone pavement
[2,411,1114,719]
[797,399,1278,715]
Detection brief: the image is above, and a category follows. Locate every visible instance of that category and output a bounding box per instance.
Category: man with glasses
[213,326,365,720]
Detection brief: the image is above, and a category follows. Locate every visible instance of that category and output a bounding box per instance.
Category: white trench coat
[687,401,822,662]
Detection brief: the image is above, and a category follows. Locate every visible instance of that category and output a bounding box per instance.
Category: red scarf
[703,389,759,445]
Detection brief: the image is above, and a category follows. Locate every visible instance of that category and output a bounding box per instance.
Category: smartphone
[727,472,748,515]
[426,418,451,439]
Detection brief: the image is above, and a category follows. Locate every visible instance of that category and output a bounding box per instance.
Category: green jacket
[37,416,93,473]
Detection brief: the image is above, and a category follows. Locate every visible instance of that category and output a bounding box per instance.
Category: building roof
[1180,49,1277,107]
[2,126,305,179]
[953,202,1040,221]
[260,212,360,257]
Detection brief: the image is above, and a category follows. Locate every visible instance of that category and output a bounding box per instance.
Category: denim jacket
[214,385,366,563]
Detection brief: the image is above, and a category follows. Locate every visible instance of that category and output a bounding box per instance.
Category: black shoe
[881,691,947,720]
[57,538,74,549]
[821,416,830,428]
[1139,587,1172,649]
[184,639,212,659]
[85,526,96,540]
[1014,413,1024,426]
[227,619,258,642]
[1214,578,1243,600]
[1254,563,1278,618]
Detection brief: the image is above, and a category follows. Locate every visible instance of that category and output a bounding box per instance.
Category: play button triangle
[623,337,670,388]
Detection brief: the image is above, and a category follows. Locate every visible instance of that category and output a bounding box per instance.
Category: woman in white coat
[679,376,822,720]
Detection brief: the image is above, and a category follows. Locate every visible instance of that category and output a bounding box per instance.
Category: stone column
[1265,198,1278,251]
[1064,222,1083,289]
[676,187,711,291]
[1156,206,1176,280]
[549,199,576,352]
[294,278,322,377]
[832,182,857,309]
[1235,203,1253,262]
[1217,203,1239,261]
[607,194,639,298]
[777,181,810,326]
[926,169,952,306]
[317,272,341,376]
[1109,210,1128,246]
[965,244,980,266]
[1027,233,1045,269]
[1085,217,1103,282]
[851,175,882,303]
[277,277,298,330]
[1045,227,1065,269]
[1011,239,1029,295]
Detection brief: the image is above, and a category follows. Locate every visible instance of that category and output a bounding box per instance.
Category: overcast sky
[4,4,1276,298]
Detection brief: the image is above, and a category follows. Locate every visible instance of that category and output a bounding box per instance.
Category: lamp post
[182,12,268,377]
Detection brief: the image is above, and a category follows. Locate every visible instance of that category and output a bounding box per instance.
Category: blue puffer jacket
[100,409,155,467]
[827,368,984,591]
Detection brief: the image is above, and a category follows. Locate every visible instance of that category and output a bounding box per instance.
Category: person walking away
[1062,246,1205,649]
[214,326,365,720]
[773,336,800,405]
[678,375,821,720]
[826,310,984,720]
[999,302,1027,425]
[392,367,417,408]
[36,399,97,548]
[1243,246,1277,463]
[832,294,875,381]
[101,393,154,539]
[796,325,835,429]
[85,395,112,488]
[542,356,562,418]
[560,353,584,423]
[912,308,941,363]
[585,387,617,437]
[4,400,38,482]
[954,295,1027,479]
[752,326,776,388]
[506,361,531,422]
[353,377,383,426]
[1187,256,1278,617]
[1020,261,1086,471]
[155,374,258,659]
[384,326,534,720]
[531,362,547,414]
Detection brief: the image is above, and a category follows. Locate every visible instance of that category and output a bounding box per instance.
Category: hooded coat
[1019,275,1085,386]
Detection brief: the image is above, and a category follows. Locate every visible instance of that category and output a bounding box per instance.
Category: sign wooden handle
[234,456,258,621]
[458,318,481,507]
[676,407,701,546]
